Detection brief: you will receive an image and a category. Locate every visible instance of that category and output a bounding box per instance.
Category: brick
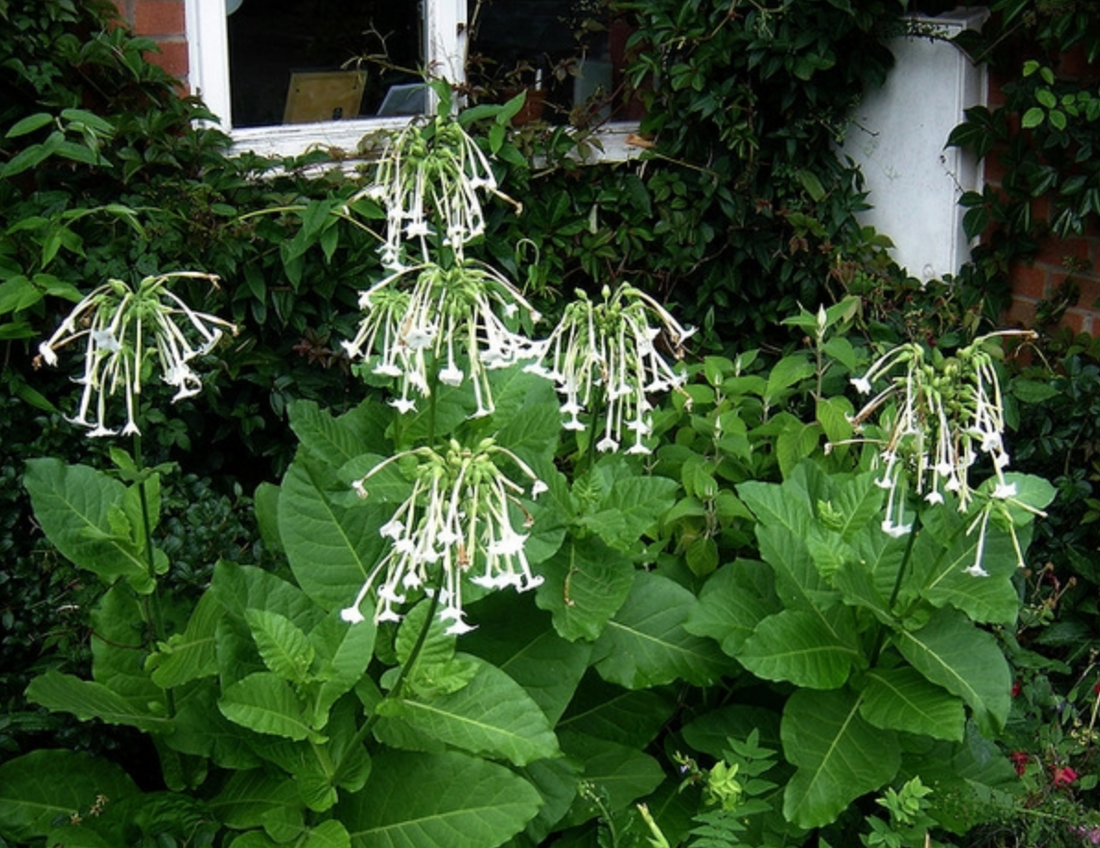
[1034,234,1093,269]
[1058,308,1086,335]
[983,151,1007,187]
[1004,296,1038,329]
[1009,262,1049,300]
[134,0,184,37]
[145,39,188,78]
[1058,45,1098,80]
[1072,274,1100,311]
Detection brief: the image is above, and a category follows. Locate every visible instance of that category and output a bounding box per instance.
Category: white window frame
[184,0,641,161]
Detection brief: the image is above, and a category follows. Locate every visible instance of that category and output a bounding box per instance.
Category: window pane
[228,0,423,128]
[466,0,640,124]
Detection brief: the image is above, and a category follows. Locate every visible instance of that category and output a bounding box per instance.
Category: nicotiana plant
[0,102,1061,848]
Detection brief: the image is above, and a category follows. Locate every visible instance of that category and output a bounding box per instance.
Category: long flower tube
[524,284,693,454]
[342,260,542,415]
[841,329,1039,574]
[341,438,548,635]
[36,273,237,437]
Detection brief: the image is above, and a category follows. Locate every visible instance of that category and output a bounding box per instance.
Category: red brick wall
[113,0,188,81]
[995,48,1100,336]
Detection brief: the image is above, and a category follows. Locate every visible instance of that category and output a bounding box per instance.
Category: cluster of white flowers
[341,438,548,634]
[341,260,543,417]
[36,273,237,437]
[524,285,693,455]
[351,118,512,270]
[845,330,1041,574]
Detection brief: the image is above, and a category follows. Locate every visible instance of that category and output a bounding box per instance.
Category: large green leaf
[739,607,864,689]
[338,750,541,848]
[462,593,591,724]
[26,670,172,734]
[89,584,163,704]
[859,667,966,742]
[219,671,324,742]
[388,655,559,766]
[308,614,376,726]
[279,458,390,611]
[518,756,582,844]
[557,676,678,748]
[245,608,316,685]
[592,572,733,689]
[685,558,781,656]
[149,589,223,688]
[756,522,837,611]
[781,688,900,829]
[557,731,665,826]
[288,398,390,469]
[579,476,680,552]
[23,458,151,591]
[914,509,1021,625]
[163,680,263,769]
[893,608,1012,735]
[738,477,812,538]
[491,369,563,463]
[0,749,139,842]
[535,535,634,641]
[208,770,303,833]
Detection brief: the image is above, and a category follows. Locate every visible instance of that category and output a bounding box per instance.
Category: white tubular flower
[350,117,518,269]
[341,438,547,634]
[343,260,541,415]
[848,331,1035,516]
[35,273,237,437]
[525,284,693,454]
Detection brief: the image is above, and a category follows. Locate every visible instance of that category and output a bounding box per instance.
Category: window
[185,0,640,159]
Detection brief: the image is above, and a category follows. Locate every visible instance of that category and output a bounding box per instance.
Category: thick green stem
[134,433,176,716]
[332,582,442,784]
[871,511,921,667]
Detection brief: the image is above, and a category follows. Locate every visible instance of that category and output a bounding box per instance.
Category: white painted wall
[838,9,989,282]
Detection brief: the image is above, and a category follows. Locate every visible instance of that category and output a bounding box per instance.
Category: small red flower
[1093,680,1099,696]
[1011,680,1022,697]
[1050,765,1078,787]
[1010,751,1028,775]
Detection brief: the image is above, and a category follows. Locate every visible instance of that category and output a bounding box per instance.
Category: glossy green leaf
[338,750,541,848]
[781,688,899,829]
[593,572,732,689]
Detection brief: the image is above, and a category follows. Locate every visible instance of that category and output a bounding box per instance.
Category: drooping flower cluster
[351,117,513,269]
[524,284,693,454]
[341,260,542,417]
[35,273,237,437]
[844,330,1043,573]
[341,438,548,634]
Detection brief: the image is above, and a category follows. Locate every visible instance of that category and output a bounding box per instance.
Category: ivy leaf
[893,608,1012,736]
[338,750,541,848]
[859,667,966,742]
[781,688,900,829]
[1021,106,1045,128]
[593,572,733,689]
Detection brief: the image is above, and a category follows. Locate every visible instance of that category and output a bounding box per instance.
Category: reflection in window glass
[227,0,423,129]
[466,0,640,125]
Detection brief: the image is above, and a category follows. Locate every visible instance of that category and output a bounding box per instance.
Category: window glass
[466,0,641,125]
[227,0,424,129]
